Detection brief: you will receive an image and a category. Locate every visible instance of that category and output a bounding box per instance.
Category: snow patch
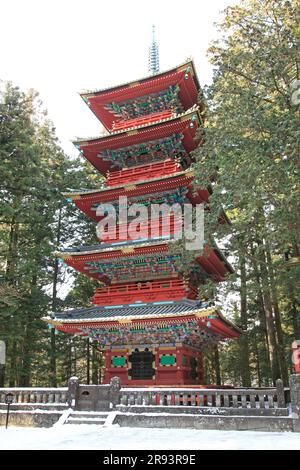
[53,409,72,427]
[103,411,118,427]
[0,426,299,450]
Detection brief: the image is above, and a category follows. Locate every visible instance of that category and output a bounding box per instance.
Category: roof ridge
[55,238,179,258]
[80,59,196,97]
[43,299,216,322]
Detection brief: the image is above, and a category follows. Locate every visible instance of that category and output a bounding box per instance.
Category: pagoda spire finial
[148,24,160,75]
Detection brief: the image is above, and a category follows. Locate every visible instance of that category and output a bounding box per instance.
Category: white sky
[0,0,238,157]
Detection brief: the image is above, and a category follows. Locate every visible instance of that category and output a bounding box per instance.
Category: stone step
[69,412,109,418]
[66,417,107,425]
[64,411,110,425]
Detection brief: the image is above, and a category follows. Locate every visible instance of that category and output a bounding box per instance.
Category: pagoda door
[128,348,155,381]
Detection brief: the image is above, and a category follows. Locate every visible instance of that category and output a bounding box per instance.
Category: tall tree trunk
[73,341,77,377]
[86,338,90,384]
[19,275,39,387]
[213,344,221,385]
[65,338,72,383]
[99,351,105,384]
[265,243,289,386]
[289,299,300,338]
[0,366,5,387]
[6,214,20,284]
[257,244,281,385]
[286,241,300,338]
[19,323,32,387]
[6,208,21,387]
[250,243,272,380]
[50,329,57,386]
[49,207,63,386]
[253,333,262,387]
[239,248,252,386]
[8,338,17,387]
[92,342,99,385]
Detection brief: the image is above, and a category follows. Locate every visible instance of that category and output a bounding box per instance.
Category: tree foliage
[0,82,99,386]
[194,0,300,385]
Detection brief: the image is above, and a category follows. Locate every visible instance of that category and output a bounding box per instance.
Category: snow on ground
[0,425,300,450]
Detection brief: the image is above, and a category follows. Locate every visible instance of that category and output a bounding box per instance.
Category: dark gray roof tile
[53,300,213,321]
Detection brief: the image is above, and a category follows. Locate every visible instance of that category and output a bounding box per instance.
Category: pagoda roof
[43,299,242,347]
[63,169,210,221]
[49,299,211,322]
[73,107,201,175]
[80,60,202,131]
[46,300,240,331]
[56,239,234,284]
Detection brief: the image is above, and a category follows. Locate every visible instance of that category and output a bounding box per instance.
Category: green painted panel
[112,356,126,367]
[160,354,176,366]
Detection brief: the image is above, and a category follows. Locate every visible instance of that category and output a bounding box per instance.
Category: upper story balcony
[110,109,174,132]
[91,278,197,306]
[106,159,182,187]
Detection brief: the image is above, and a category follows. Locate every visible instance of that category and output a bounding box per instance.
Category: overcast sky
[1,0,238,157]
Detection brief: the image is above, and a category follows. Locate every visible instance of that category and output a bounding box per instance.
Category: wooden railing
[119,386,285,409]
[0,388,68,404]
[111,110,174,132]
[99,216,183,243]
[95,278,187,295]
[92,278,197,305]
[106,159,181,187]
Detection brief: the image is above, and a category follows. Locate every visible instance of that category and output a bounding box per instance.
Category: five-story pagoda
[44,50,241,386]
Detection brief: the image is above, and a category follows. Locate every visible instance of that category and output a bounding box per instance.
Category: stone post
[68,376,80,410]
[289,374,300,432]
[109,376,121,409]
[276,379,285,408]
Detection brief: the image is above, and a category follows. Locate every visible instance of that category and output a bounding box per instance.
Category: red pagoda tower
[44,56,241,386]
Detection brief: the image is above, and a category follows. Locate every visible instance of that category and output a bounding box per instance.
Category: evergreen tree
[0,82,99,386]
[193,0,300,386]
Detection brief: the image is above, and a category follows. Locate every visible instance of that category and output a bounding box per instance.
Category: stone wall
[0,411,63,428]
[114,412,294,432]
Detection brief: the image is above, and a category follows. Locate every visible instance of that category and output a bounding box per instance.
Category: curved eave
[62,168,194,198]
[55,240,232,284]
[44,307,215,325]
[217,312,243,336]
[62,170,211,222]
[214,246,234,275]
[43,308,241,340]
[72,108,201,176]
[62,169,201,197]
[79,60,202,131]
[56,239,171,258]
[73,106,201,144]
